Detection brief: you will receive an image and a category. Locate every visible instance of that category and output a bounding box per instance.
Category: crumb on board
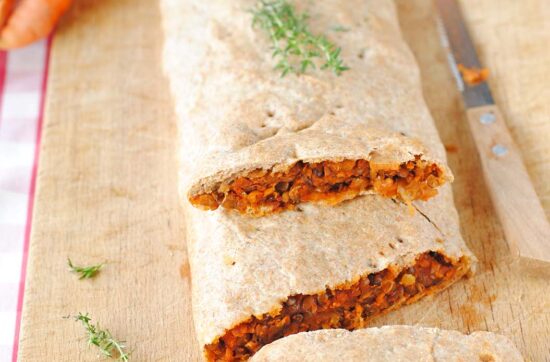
[457,64,489,85]
[445,144,459,153]
[180,261,191,279]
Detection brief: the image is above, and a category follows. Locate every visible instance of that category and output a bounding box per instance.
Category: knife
[434,0,550,264]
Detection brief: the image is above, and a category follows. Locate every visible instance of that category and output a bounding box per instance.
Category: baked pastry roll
[162,0,477,360]
[251,326,523,362]
[184,187,474,361]
[162,0,453,216]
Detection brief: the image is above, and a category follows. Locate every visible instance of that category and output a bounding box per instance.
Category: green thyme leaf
[251,0,349,76]
[67,258,103,280]
[74,313,130,361]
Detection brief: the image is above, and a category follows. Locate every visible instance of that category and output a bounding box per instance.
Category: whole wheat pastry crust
[183,187,475,361]
[204,251,471,361]
[250,326,523,362]
[162,0,454,216]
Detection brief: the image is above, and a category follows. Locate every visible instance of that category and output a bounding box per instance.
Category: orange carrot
[0,0,73,49]
[0,0,14,29]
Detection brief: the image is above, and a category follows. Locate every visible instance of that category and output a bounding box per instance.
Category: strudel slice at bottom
[251,326,523,362]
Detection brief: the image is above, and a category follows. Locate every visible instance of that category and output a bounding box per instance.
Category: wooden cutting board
[17,0,550,360]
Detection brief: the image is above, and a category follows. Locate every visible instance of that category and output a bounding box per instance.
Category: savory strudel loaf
[161,0,477,360]
[162,0,454,216]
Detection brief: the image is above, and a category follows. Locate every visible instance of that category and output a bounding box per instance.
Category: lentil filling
[204,251,468,361]
[190,156,445,216]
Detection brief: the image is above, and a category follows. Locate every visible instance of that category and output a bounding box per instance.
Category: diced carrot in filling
[190,156,445,216]
[204,251,468,361]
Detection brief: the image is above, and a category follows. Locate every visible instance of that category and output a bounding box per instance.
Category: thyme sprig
[68,258,103,279]
[252,0,349,76]
[74,313,130,361]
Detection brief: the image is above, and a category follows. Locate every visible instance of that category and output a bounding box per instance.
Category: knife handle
[466,105,550,264]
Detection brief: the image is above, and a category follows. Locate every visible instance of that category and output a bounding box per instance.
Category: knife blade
[434,0,493,107]
[434,0,550,265]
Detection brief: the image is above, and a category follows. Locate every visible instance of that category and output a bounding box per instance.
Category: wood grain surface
[459,0,550,221]
[465,105,550,264]
[17,0,550,361]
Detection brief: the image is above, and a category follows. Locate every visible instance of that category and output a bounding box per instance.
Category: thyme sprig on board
[74,313,130,361]
[251,0,349,76]
[67,258,103,279]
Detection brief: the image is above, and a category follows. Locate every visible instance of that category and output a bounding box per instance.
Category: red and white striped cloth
[0,39,51,362]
